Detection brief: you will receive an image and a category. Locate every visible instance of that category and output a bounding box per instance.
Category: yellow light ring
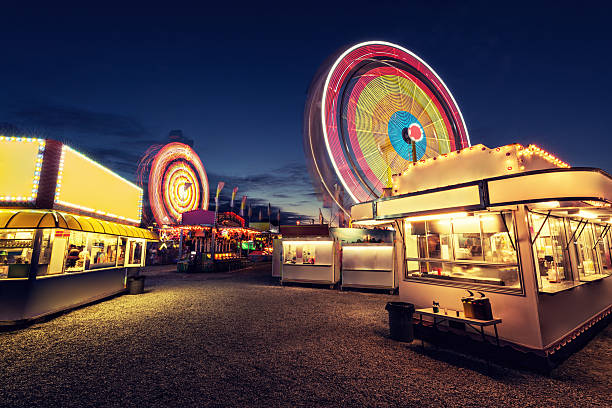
[148,142,209,226]
[163,163,200,221]
[163,163,199,217]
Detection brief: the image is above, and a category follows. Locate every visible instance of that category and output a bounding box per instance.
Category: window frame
[403,211,524,295]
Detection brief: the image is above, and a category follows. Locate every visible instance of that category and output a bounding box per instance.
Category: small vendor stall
[332,228,397,292]
[280,224,340,287]
[341,243,395,291]
[351,144,612,354]
[0,137,158,325]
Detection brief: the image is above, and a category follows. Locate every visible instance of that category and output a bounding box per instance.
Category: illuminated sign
[54,146,143,224]
[0,136,45,202]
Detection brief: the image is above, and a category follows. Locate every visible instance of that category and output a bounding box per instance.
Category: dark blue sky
[1,1,611,221]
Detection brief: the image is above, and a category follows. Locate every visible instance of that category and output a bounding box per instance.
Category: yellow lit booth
[0,137,157,325]
[352,144,612,354]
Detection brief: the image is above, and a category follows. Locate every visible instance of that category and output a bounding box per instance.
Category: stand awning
[0,209,158,240]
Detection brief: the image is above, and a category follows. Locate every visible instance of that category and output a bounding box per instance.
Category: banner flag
[230,187,238,209]
[240,195,247,217]
[215,181,225,202]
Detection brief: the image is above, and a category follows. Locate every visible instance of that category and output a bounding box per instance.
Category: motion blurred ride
[0,137,157,325]
[298,41,469,290]
[137,139,268,272]
[351,143,612,354]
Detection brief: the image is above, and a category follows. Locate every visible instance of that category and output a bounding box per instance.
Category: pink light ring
[326,43,469,149]
[322,41,469,203]
[325,100,371,202]
[324,85,382,201]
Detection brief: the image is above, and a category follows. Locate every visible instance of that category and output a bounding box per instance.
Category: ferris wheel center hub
[402,124,423,143]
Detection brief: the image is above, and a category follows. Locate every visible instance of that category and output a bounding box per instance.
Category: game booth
[0,137,158,325]
[163,210,265,272]
[351,143,612,354]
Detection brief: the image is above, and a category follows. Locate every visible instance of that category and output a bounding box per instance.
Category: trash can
[177,261,189,273]
[127,276,145,295]
[385,302,415,342]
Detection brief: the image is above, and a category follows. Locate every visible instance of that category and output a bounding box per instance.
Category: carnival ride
[137,142,209,227]
[304,41,471,216]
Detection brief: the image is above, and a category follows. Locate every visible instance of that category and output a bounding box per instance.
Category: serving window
[126,240,144,266]
[405,212,521,290]
[88,234,118,270]
[0,228,147,278]
[570,220,612,282]
[283,241,333,266]
[0,229,34,279]
[529,211,612,292]
[529,213,573,292]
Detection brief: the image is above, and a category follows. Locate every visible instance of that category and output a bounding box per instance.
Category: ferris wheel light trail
[148,142,209,226]
[304,40,471,215]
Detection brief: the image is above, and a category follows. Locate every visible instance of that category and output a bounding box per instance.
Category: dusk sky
[1,2,611,223]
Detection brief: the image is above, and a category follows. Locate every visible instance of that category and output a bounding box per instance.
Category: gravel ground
[1,264,610,408]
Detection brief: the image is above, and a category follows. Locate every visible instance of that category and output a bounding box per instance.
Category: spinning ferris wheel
[138,142,209,227]
[304,41,471,215]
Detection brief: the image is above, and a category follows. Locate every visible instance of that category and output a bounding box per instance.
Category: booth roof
[0,209,158,240]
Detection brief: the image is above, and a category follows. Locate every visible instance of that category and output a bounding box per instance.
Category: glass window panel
[530,213,574,292]
[0,229,34,279]
[572,221,603,281]
[128,241,143,266]
[404,213,520,289]
[481,214,516,264]
[87,233,118,270]
[594,224,612,275]
[65,231,88,272]
[453,232,482,261]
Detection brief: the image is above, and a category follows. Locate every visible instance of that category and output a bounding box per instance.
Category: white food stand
[341,243,396,292]
[351,144,612,354]
[281,238,340,287]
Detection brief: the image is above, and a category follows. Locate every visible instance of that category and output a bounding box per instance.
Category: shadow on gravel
[0,291,127,333]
